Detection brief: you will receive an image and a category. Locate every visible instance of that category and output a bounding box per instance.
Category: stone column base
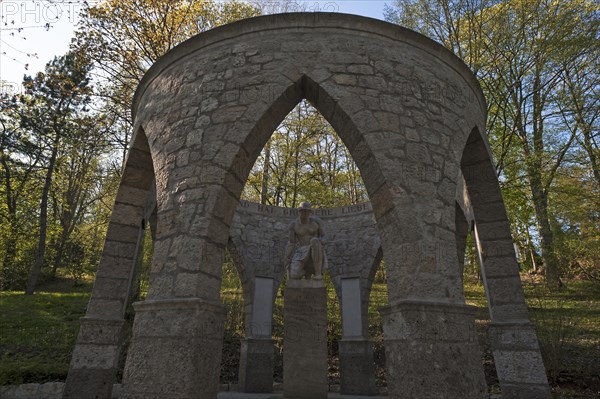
[63,317,124,399]
[489,321,551,398]
[338,338,376,395]
[381,300,488,399]
[238,338,275,393]
[120,298,226,399]
[283,280,328,399]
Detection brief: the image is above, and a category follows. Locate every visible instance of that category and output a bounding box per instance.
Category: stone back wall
[229,200,381,331]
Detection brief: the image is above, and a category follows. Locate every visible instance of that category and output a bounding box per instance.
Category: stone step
[0,382,505,398]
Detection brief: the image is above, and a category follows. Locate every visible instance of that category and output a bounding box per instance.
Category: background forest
[1,0,598,293]
[0,0,598,395]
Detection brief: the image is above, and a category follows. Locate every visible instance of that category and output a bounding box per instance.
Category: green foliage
[532,292,578,385]
[550,167,600,281]
[385,0,600,287]
[72,0,261,156]
[242,100,368,207]
[0,50,112,292]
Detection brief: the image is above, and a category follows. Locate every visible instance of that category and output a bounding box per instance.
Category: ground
[1,273,599,397]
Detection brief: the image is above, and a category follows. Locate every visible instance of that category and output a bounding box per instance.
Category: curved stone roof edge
[132,12,486,120]
[237,199,373,219]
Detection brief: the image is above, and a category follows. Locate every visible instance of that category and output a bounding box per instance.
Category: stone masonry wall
[229,200,380,336]
[62,13,549,398]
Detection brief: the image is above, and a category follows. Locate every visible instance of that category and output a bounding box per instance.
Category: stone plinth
[63,317,124,399]
[489,322,552,398]
[238,338,275,393]
[238,276,276,393]
[381,300,488,399]
[120,298,226,399]
[338,339,376,395]
[283,279,328,399]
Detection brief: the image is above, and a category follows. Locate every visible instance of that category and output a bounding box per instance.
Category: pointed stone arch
[63,127,156,398]
[64,12,551,399]
[460,127,551,398]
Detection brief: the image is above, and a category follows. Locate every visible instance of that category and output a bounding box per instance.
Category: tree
[0,101,42,288]
[6,50,94,294]
[556,43,600,188]
[72,0,260,163]
[49,114,110,277]
[243,101,368,207]
[385,0,599,288]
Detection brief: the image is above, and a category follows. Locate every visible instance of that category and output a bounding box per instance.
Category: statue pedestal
[239,338,275,393]
[283,279,328,399]
[339,338,376,395]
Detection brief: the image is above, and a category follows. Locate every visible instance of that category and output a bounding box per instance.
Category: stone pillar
[63,318,124,398]
[239,338,276,393]
[63,204,147,399]
[283,279,328,399]
[464,132,551,398]
[63,129,154,399]
[489,322,552,398]
[120,299,226,399]
[381,301,488,399]
[339,339,376,395]
[338,277,376,395]
[472,225,552,398]
[239,276,275,393]
[340,277,363,338]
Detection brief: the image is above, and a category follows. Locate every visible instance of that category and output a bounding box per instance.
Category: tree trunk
[2,217,18,273]
[581,126,600,188]
[1,184,18,272]
[531,62,562,289]
[291,134,301,208]
[26,135,59,295]
[528,167,561,288]
[51,226,69,277]
[525,226,538,273]
[260,140,271,205]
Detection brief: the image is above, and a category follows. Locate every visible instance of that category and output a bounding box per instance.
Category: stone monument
[63,13,552,399]
[285,202,326,280]
[283,279,328,398]
[283,202,328,398]
[231,200,380,395]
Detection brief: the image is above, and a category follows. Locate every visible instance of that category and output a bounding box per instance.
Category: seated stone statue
[285,202,327,280]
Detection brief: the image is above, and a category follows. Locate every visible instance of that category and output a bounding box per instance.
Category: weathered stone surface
[121,299,226,399]
[0,383,125,399]
[64,12,550,399]
[238,338,275,393]
[489,322,552,398]
[63,369,116,399]
[338,339,376,395]
[63,318,124,399]
[381,301,488,399]
[283,281,328,399]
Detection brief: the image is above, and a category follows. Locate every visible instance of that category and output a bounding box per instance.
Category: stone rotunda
[63,13,551,399]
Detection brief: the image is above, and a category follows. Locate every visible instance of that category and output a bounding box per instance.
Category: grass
[1,273,599,398]
[463,276,600,397]
[0,278,91,385]
[524,280,600,397]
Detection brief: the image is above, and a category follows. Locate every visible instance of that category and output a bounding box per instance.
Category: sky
[0,1,390,94]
